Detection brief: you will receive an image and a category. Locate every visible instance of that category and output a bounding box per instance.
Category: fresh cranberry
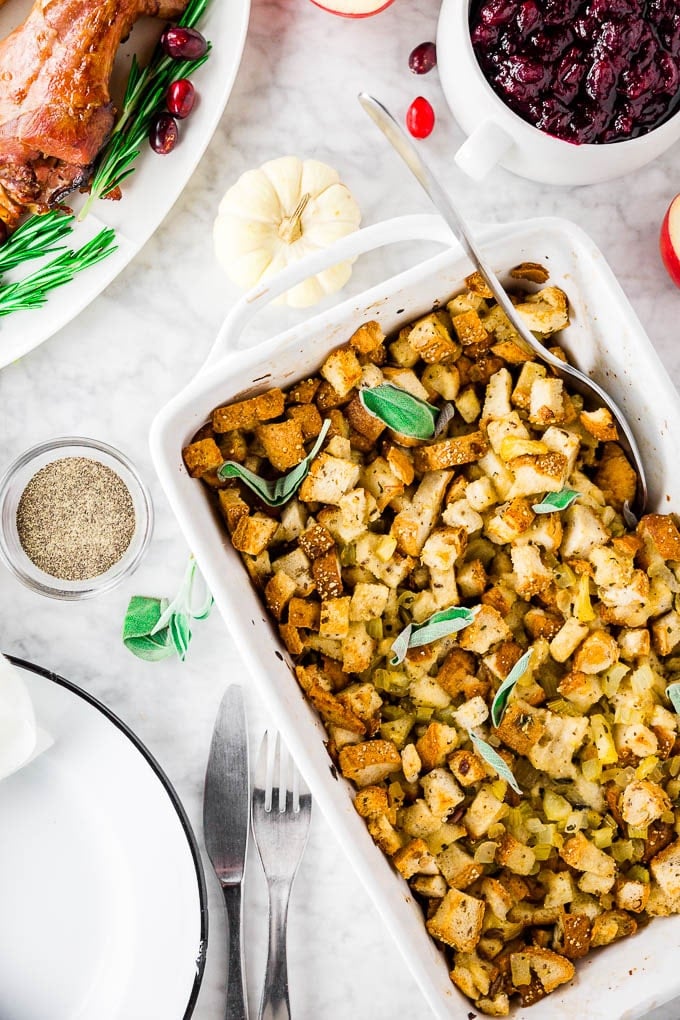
[543,0,581,24]
[160,26,208,60]
[536,97,574,135]
[585,56,618,104]
[406,97,435,139]
[166,78,195,118]
[150,113,179,154]
[471,20,500,48]
[479,0,516,27]
[553,47,587,104]
[515,0,541,37]
[529,26,574,62]
[658,52,680,94]
[409,41,437,74]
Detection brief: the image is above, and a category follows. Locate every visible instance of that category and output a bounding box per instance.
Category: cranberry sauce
[469,0,680,144]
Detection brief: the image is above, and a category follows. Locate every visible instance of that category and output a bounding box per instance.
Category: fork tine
[273,731,284,813]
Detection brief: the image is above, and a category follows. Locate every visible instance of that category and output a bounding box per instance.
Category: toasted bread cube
[457,559,488,599]
[416,721,459,770]
[366,814,404,855]
[287,403,323,440]
[452,386,481,426]
[510,261,550,284]
[298,523,335,560]
[287,598,320,630]
[381,366,430,402]
[421,768,465,819]
[299,452,359,505]
[408,313,460,363]
[512,362,547,410]
[595,443,637,512]
[442,498,484,535]
[557,671,602,712]
[255,419,306,472]
[516,286,569,333]
[480,368,513,422]
[273,548,315,596]
[590,910,637,948]
[618,627,651,661]
[508,452,568,498]
[486,498,535,545]
[320,347,362,399]
[561,505,610,559]
[345,394,386,443]
[465,789,507,840]
[542,425,581,474]
[421,527,467,574]
[495,701,544,756]
[391,470,452,555]
[550,618,589,663]
[319,597,351,639]
[452,309,490,348]
[614,722,659,759]
[573,630,619,673]
[297,668,366,732]
[349,582,389,622]
[509,947,574,995]
[453,696,490,732]
[354,785,392,820]
[589,544,634,587]
[279,622,304,656]
[560,833,616,892]
[422,363,461,401]
[401,743,422,784]
[339,739,401,787]
[310,548,343,600]
[361,457,404,511]
[264,571,297,620]
[449,749,488,786]
[528,711,588,781]
[182,438,223,478]
[412,874,449,899]
[426,889,485,952]
[389,328,420,368]
[508,544,552,598]
[438,843,484,890]
[615,879,650,914]
[217,488,250,533]
[393,838,440,879]
[464,270,494,297]
[231,513,279,555]
[459,605,511,655]
[337,682,382,725]
[400,798,442,837]
[341,622,375,673]
[620,780,671,829]
[213,389,285,433]
[638,513,680,562]
[465,477,498,512]
[414,432,488,474]
[497,833,536,876]
[650,839,680,908]
[349,320,384,354]
[287,378,320,404]
[580,407,618,442]
[529,377,566,426]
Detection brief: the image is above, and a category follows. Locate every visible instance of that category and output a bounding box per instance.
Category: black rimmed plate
[0,656,207,1020]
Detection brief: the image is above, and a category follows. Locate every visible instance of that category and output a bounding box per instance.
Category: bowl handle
[200,214,456,373]
[454,121,514,181]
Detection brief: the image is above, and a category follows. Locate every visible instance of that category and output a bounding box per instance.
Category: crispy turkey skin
[0,0,188,229]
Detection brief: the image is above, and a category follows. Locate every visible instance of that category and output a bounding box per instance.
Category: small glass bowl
[0,437,154,600]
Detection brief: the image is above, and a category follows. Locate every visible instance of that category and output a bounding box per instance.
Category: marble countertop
[2,0,680,1016]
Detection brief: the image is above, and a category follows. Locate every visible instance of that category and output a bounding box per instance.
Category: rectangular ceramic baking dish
[151,213,680,1020]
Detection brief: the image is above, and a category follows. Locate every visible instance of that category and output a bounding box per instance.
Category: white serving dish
[437,0,680,186]
[151,213,680,1020]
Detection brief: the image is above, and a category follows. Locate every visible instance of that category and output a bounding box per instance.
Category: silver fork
[251,731,312,1020]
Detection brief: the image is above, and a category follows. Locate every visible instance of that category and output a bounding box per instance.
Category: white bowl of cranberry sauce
[437,0,680,185]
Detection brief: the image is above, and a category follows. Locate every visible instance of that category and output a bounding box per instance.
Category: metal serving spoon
[358,92,647,518]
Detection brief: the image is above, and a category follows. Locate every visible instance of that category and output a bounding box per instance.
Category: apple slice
[309,0,395,16]
[660,194,680,288]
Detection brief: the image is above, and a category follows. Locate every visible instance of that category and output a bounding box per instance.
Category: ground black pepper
[16,457,135,581]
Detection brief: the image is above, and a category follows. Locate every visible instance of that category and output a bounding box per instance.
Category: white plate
[0,0,250,369]
[0,657,207,1020]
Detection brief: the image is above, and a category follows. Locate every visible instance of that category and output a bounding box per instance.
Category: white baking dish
[150,213,680,1020]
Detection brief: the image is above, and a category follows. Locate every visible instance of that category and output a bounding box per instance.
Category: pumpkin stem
[279,193,311,244]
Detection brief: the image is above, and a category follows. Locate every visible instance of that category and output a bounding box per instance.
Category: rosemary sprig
[79,0,212,219]
[0,228,117,315]
[0,211,74,278]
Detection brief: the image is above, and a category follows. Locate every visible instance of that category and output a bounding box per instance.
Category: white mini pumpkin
[213,156,361,308]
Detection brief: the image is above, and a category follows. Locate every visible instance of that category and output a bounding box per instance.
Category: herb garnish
[123,557,212,662]
[218,418,330,507]
[468,731,522,795]
[433,401,455,438]
[390,605,480,666]
[359,383,438,439]
[490,649,533,727]
[79,0,211,218]
[532,488,580,514]
[667,682,680,715]
[0,229,117,316]
[0,212,74,276]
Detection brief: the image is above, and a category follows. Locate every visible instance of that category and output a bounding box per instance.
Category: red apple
[308,0,395,16]
[660,194,680,288]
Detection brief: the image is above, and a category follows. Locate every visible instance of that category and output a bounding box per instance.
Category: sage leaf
[491,649,533,728]
[434,401,455,438]
[390,605,480,666]
[622,500,638,529]
[532,488,580,514]
[359,383,438,440]
[123,596,176,662]
[667,682,680,715]
[124,631,176,663]
[468,731,522,795]
[170,612,191,661]
[218,418,330,506]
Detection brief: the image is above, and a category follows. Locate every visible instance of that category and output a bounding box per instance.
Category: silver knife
[204,684,250,1020]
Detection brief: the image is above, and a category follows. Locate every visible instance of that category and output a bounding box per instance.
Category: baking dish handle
[201,214,456,372]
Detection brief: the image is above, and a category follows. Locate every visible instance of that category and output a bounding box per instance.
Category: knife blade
[203,684,250,1020]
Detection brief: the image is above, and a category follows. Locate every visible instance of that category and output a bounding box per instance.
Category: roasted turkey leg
[0,0,188,229]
